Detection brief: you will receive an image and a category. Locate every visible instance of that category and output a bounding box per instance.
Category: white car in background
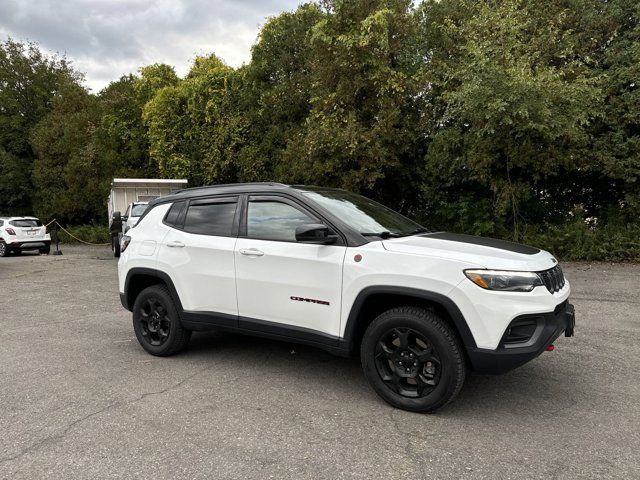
[123,202,149,232]
[0,216,51,257]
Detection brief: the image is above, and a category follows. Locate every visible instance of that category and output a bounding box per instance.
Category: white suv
[0,216,51,257]
[117,184,575,412]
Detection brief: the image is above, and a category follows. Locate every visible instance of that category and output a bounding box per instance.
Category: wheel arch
[123,268,183,312]
[342,286,477,355]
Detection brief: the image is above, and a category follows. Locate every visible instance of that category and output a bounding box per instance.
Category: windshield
[302,189,426,237]
[10,219,42,228]
[131,204,148,217]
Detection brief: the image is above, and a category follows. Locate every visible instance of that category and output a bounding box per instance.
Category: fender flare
[122,267,183,312]
[341,285,477,350]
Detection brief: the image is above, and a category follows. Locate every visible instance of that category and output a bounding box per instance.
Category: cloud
[0,0,302,91]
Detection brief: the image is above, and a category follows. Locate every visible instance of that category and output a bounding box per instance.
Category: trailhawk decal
[290,296,330,306]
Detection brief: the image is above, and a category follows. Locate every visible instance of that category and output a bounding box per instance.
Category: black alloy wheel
[132,285,191,356]
[361,306,466,412]
[374,327,441,398]
[139,297,172,347]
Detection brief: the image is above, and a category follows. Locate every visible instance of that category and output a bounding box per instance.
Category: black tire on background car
[40,247,51,255]
[0,242,8,257]
[132,285,191,356]
[360,306,466,413]
[112,234,121,258]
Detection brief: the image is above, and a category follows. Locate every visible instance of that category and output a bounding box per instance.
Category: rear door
[234,195,346,337]
[157,196,240,321]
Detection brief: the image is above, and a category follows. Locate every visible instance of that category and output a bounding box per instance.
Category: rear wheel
[40,247,51,255]
[360,306,466,412]
[0,242,8,257]
[132,285,191,356]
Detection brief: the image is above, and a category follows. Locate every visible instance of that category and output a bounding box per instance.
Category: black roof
[139,182,414,248]
[148,182,342,206]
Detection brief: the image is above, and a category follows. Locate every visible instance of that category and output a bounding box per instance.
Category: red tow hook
[545,345,555,352]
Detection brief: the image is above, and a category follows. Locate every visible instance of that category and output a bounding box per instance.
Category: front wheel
[0,242,8,257]
[132,285,191,356]
[360,306,466,412]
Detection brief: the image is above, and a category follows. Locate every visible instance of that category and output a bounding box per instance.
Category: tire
[40,247,51,255]
[132,285,191,356]
[112,234,121,258]
[0,242,8,257]
[360,306,466,413]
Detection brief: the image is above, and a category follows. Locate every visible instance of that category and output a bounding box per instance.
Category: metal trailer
[108,178,187,257]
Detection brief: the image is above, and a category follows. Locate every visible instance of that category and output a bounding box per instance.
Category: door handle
[166,241,185,248]
[239,248,264,257]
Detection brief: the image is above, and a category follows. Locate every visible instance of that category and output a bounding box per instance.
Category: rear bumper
[466,301,575,374]
[6,240,51,251]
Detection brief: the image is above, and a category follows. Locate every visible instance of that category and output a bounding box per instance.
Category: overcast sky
[0,0,302,92]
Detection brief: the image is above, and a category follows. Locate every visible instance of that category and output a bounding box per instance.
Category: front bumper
[466,301,575,374]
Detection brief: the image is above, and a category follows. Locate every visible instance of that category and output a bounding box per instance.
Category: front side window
[247,200,315,242]
[183,199,237,236]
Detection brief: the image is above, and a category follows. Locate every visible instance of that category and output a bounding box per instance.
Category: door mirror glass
[295,223,338,244]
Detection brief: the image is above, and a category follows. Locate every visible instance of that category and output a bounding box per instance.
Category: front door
[234,195,346,338]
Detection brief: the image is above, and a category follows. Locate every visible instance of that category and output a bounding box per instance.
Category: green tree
[30,83,101,222]
[590,0,640,219]
[237,3,324,181]
[281,0,424,210]
[416,0,602,238]
[0,39,80,213]
[144,55,244,185]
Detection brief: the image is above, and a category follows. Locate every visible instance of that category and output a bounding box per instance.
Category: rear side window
[164,201,186,228]
[183,198,237,236]
[0,220,3,227]
[10,219,42,227]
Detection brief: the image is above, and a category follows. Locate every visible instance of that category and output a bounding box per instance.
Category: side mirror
[295,223,338,244]
[121,215,128,221]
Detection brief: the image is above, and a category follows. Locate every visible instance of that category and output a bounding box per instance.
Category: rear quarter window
[163,201,186,228]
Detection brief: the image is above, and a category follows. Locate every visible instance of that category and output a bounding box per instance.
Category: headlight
[464,269,543,292]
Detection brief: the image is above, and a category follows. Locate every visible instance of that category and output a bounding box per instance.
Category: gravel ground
[0,245,639,479]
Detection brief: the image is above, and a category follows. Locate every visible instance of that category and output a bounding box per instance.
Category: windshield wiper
[397,227,430,237]
[360,231,401,239]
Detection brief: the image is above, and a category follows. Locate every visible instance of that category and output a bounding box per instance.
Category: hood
[382,232,557,271]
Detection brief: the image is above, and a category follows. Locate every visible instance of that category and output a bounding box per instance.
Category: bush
[51,224,111,245]
[521,222,640,262]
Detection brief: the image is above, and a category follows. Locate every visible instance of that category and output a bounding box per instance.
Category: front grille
[538,265,565,293]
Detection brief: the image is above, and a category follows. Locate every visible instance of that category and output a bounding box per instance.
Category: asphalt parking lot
[0,245,639,479]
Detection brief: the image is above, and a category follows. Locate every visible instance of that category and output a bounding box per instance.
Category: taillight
[121,235,131,253]
[5,228,16,235]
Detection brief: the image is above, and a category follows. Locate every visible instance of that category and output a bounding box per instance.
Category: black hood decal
[422,232,541,255]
